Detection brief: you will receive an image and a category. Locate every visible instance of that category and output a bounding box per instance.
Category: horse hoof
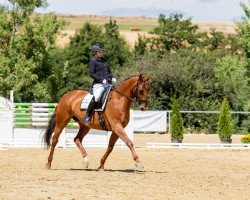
[83,156,89,168]
[98,167,105,172]
[45,163,51,170]
[84,162,89,168]
[135,163,144,169]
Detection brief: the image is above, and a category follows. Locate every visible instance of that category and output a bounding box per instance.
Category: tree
[133,12,240,56]
[149,13,199,53]
[236,2,250,79]
[236,2,250,58]
[207,28,225,50]
[0,1,66,102]
[133,34,148,57]
[170,97,184,142]
[214,55,249,110]
[217,97,233,140]
[103,19,131,69]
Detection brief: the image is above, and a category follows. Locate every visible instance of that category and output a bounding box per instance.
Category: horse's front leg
[112,123,144,169]
[98,132,119,171]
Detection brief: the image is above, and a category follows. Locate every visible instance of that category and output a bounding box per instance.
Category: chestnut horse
[44,74,151,170]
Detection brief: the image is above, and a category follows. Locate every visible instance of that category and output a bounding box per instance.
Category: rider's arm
[89,61,104,83]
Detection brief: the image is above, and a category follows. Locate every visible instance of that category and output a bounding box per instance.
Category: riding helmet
[91,44,104,52]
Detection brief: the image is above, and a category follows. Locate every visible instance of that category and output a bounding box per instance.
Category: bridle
[113,80,148,105]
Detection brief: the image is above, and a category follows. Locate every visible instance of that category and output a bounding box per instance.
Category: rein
[113,81,148,104]
[113,88,137,102]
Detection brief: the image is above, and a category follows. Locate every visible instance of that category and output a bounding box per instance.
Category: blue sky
[0,0,249,22]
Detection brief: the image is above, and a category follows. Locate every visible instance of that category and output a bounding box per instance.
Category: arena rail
[0,143,7,150]
[146,142,250,150]
[0,139,44,148]
[14,103,78,127]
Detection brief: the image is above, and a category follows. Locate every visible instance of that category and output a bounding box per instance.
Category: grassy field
[57,14,158,31]
[55,14,237,47]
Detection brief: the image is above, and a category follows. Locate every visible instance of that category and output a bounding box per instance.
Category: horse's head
[133,74,151,111]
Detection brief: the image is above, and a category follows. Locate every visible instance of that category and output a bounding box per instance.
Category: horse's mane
[116,75,139,88]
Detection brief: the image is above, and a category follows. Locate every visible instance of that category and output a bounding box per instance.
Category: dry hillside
[55,14,236,48]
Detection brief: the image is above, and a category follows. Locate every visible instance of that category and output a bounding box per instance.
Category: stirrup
[83,116,91,125]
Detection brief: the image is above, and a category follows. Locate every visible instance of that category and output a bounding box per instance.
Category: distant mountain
[101,7,184,18]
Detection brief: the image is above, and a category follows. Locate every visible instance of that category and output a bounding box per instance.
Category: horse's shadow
[53,168,168,174]
[72,168,145,174]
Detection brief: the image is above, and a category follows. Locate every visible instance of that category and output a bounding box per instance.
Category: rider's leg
[83,96,96,125]
[93,83,105,103]
[83,84,105,125]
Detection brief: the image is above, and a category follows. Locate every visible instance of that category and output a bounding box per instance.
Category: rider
[83,43,116,125]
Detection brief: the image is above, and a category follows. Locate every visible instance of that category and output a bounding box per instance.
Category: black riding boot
[83,97,96,125]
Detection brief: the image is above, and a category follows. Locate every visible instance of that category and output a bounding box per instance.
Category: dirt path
[0,134,249,200]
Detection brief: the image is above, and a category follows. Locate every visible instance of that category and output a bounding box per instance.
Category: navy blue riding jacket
[89,56,113,85]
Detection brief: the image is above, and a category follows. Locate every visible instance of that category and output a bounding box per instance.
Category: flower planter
[220,138,232,144]
[171,138,183,143]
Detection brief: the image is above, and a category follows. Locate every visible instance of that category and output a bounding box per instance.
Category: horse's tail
[43,111,57,148]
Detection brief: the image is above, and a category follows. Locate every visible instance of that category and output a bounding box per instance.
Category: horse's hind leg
[46,115,71,170]
[98,132,119,171]
[74,123,90,168]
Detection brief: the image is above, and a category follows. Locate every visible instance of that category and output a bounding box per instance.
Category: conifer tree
[217,97,233,140]
[170,97,184,141]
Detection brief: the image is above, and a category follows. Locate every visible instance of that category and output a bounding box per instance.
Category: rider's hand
[102,79,107,84]
[112,78,117,83]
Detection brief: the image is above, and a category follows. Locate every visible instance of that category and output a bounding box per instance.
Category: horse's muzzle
[139,103,147,111]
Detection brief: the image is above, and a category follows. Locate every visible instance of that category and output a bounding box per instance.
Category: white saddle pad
[80,93,94,110]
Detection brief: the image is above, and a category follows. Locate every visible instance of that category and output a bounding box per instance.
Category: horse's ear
[138,74,143,83]
[144,74,152,81]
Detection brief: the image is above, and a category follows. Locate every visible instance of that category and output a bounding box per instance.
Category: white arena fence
[0,128,129,149]
[1,103,167,149]
[146,142,250,150]
[0,103,249,149]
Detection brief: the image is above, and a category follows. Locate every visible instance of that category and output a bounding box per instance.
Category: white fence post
[0,97,13,145]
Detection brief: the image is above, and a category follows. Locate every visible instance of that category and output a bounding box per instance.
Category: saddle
[94,85,113,111]
[80,85,113,112]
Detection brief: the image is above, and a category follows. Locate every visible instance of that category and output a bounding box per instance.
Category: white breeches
[92,83,106,102]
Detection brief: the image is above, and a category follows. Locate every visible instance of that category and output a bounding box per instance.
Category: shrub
[241,134,250,144]
[170,97,184,140]
[217,97,233,140]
